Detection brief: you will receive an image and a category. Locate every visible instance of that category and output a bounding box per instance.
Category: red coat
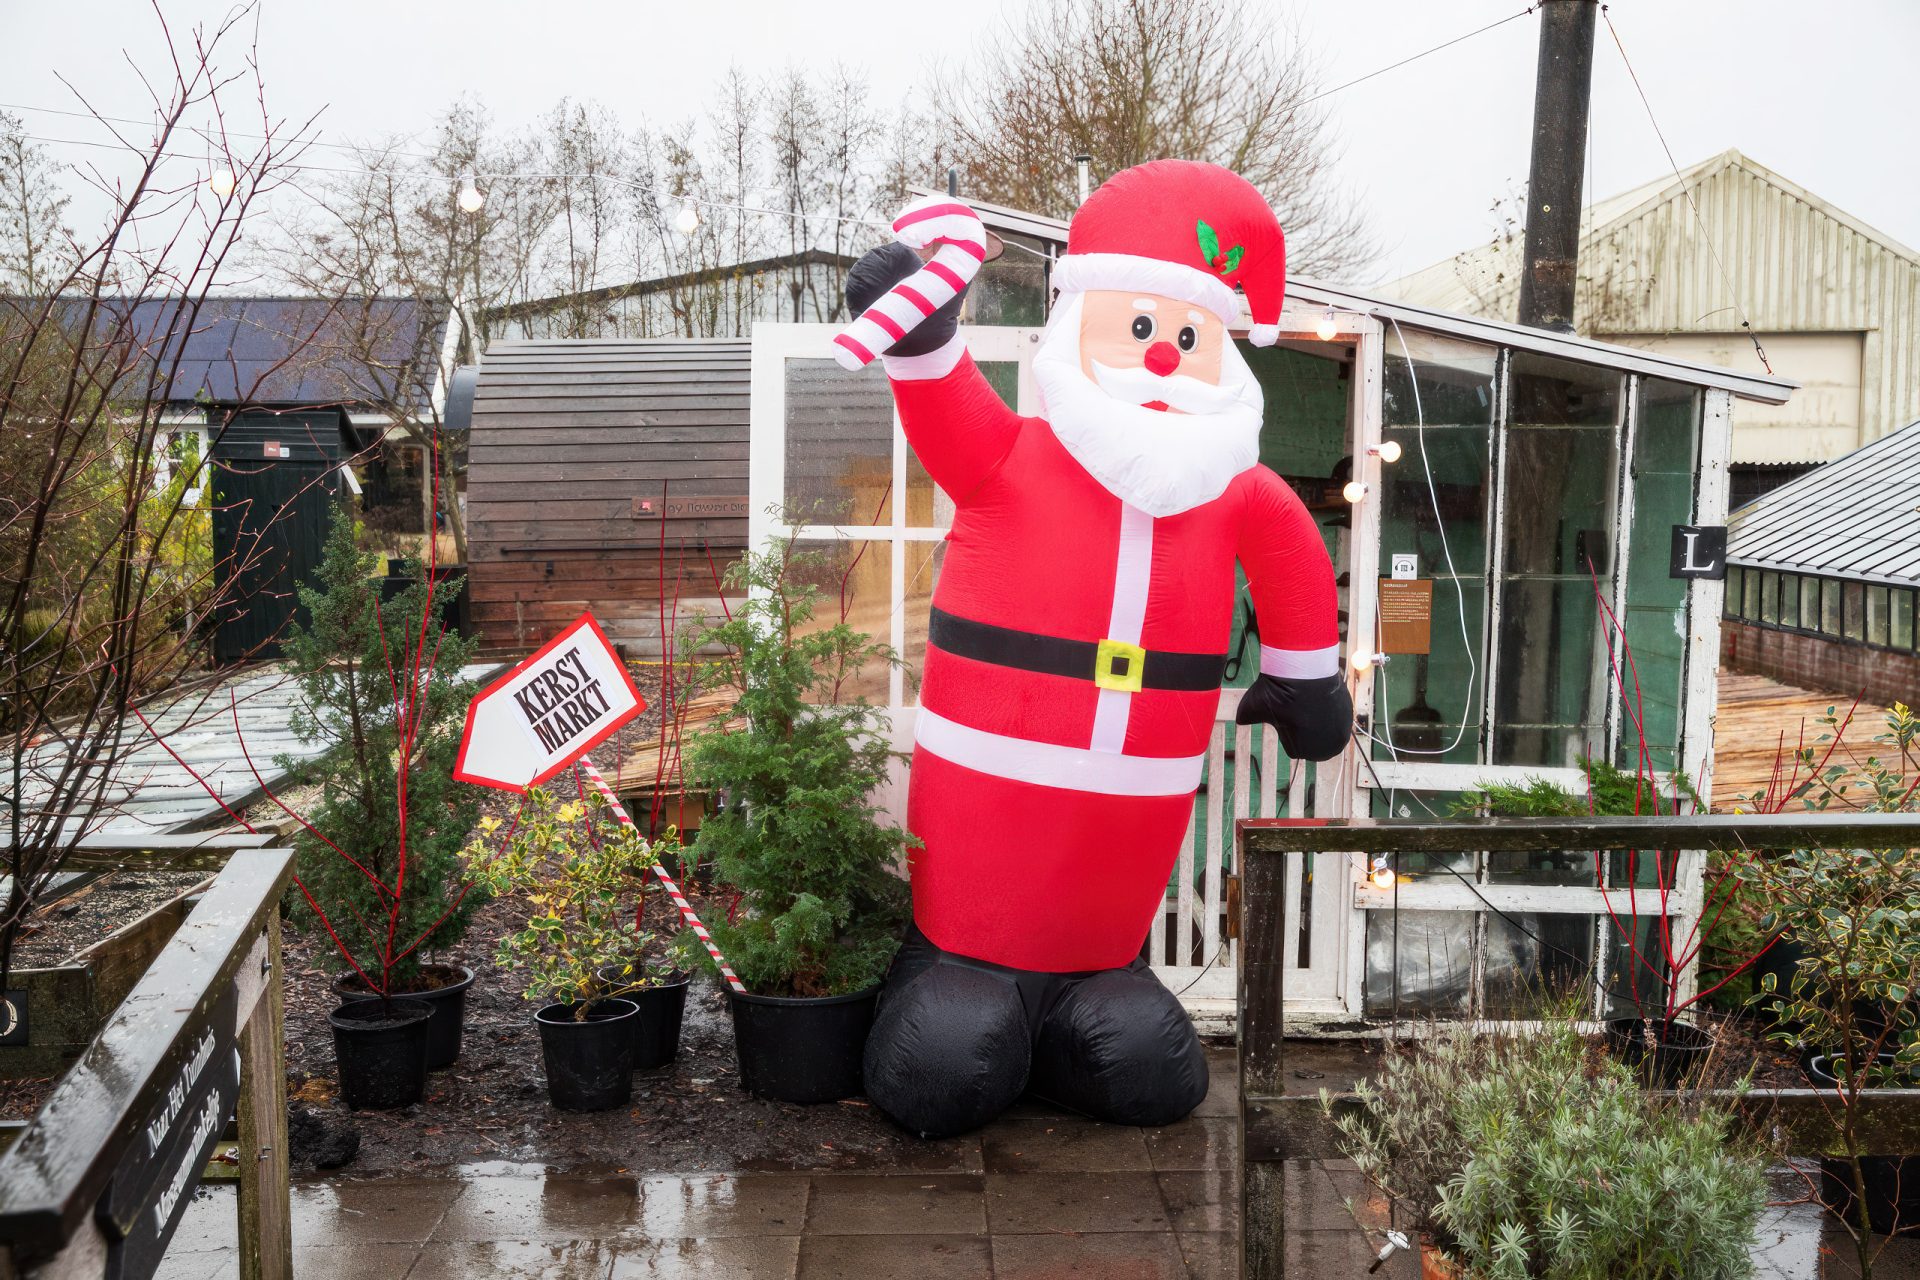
[892,349,1339,971]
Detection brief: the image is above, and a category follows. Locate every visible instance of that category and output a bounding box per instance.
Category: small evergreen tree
[681,533,911,997]
[280,510,484,991]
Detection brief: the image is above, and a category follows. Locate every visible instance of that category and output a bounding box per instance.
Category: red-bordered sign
[453,612,647,793]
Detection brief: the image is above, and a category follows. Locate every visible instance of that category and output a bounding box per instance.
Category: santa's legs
[862,927,1208,1139]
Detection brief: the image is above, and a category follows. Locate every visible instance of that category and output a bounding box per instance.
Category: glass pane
[1488,847,1601,886]
[1372,584,1486,765]
[790,538,893,704]
[1500,424,1619,577]
[1799,576,1820,630]
[1723,566,1744,619]
[902,540,944,703]
[904,360,1014,528]
[1365,909,1472,1017]
[1779,573,1800,629]
[1844,581,1866,641]
[1494,577,1608,766]
[1605,847,1684,887]
[784,358,892,524]
[1760,571,1780,625]
[1383,330,1499,428]
[1867,585,1891,647]
[1483,912,1597,1018]
[1821,579,1841,634]
[1604,914,1679,1019]
[966,233,1049,326]
[1620,379,1698,774]
[1742,568,1760,621]
[1894,590,1915,650]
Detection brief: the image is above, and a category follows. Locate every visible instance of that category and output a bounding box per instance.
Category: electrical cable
[1599,6,1772,376]
[1294,5,1539,109]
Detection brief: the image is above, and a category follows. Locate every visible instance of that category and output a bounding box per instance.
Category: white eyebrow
[1187,310,1206,324]
[1131,298,1158,311]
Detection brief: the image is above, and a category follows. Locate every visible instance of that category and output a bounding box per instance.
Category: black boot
[1028,958,1209,1127]
[862,929,1032,1138]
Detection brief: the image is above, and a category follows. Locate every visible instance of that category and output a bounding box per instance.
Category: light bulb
[1315,307,1339,342]
[674,205,701,235]
[1372,440,1403,464]
[1370,859,1397,890]
[1342,479,1367,504]
[207,168,236,198]
[1350,649,1378,674]
[457,177,485,213]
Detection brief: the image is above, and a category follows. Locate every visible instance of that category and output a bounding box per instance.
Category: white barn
[1390,150,1920,504]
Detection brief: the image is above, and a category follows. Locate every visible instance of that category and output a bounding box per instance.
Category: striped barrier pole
[576,755,746,994]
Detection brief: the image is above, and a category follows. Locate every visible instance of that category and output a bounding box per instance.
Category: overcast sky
[5,0,1917,288]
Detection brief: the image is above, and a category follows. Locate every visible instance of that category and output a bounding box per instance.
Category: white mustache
[1090,358,1242,415]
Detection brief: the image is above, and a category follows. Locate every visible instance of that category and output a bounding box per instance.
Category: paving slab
[802,1172,987,1236]
[983,1170,1172,1235]
[797,1233,992,1279]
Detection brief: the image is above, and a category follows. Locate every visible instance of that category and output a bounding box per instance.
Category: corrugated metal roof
[1729,419,1920,585]
[39,295,450,408]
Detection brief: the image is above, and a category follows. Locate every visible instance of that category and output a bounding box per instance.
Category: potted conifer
[680,534,912,1104]
[278,513,487,1106]
[467,783,662,1111]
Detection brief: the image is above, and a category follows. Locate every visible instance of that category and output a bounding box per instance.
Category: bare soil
[10,867,209,970]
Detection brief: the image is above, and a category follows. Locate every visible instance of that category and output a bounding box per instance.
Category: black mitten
[1235,673,1353,762]
[845,242,966,357]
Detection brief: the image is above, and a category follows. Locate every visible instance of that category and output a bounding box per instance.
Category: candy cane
[831,193,988,371]
[577,755,746,994]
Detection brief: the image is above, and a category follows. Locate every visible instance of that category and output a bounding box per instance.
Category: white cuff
[1259,643,1339,679]
[881,332,967,381]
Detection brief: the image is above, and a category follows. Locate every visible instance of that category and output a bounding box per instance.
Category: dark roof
[1729,419,1920,586]
[27,295,451,410]
[487,250,854,324]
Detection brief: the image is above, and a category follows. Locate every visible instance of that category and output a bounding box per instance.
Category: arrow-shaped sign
[453,612,647,792]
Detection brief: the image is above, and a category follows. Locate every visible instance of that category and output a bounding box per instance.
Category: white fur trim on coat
[1051,253,1240,324]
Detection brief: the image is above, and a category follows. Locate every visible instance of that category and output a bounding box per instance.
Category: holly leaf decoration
[1196,218,1220,263]
[1221,245,1244,274]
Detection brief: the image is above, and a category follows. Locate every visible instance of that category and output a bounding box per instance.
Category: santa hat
[1051,159,1287,346]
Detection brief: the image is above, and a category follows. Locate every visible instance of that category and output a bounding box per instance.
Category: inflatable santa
[840,159,1352,1138]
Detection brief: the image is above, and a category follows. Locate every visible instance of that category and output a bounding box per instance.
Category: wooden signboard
[1377,578,1434,655]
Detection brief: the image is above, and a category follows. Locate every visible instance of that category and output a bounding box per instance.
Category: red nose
[1143,341,1181,377]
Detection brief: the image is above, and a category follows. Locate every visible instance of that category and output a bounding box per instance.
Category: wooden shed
[459,339,750,655]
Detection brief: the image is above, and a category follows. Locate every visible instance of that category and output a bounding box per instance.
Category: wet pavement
[159,1046,1920,1278]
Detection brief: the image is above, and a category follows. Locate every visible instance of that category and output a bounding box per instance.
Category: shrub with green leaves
[280,510,483,992]
[1330,1020,1767,1279]
[465,785,661,1019]
[680,533,911,998]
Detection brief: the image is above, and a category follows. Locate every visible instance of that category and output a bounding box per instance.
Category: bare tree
[1,3,327,986]
[933,0,1374,278]
[0,113,72,295]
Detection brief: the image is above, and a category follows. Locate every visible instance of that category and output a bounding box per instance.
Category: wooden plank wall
[466,340,751,656]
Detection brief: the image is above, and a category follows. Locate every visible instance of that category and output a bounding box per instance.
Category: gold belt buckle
[1095,638,1147,693]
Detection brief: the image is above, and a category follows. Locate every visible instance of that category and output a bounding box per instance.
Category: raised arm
[844,214,1022,502]
[1232,465,1352,761]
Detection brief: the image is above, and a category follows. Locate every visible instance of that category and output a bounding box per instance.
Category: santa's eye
[1177,325,1198,352]
[1130,314,1156,341]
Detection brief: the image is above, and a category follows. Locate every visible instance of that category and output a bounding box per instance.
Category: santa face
[1034,287,1264,518]
[1077,288,1226,413]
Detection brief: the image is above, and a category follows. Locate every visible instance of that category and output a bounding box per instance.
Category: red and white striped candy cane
[576,755,746,994]
[831,193,988,371]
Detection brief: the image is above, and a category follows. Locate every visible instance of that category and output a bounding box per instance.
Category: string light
[1342,479,1367,504]
[1350,650,1387,674]
[1315,306,1340,342]
[1369,855,1398,891]
[456,176,485,213]
[206,167,236,198]
[674,205,701,235]
[1371,440,1403,464]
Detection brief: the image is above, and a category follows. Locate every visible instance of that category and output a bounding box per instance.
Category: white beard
[1032,291,1264,518]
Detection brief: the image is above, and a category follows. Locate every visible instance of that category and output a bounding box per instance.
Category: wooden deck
[1712,672,1893,811]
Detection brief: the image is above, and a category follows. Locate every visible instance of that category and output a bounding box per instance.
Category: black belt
[928,607,1226,692]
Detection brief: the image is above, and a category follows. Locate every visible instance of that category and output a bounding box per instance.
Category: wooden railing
[0,844,295,1280]
[1235,813,1920,1280]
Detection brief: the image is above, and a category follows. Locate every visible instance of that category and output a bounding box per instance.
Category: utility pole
[1516,0,1599,332]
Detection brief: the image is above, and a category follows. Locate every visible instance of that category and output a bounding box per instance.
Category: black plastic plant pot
[535,998,640,1112]
[329,998,434,1110]
[1602,1017,1714,1087]
[334,964,475,1069]
[728,985,878,1104]
[1806,1053,1920,1236]
[599,966,692,1071]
